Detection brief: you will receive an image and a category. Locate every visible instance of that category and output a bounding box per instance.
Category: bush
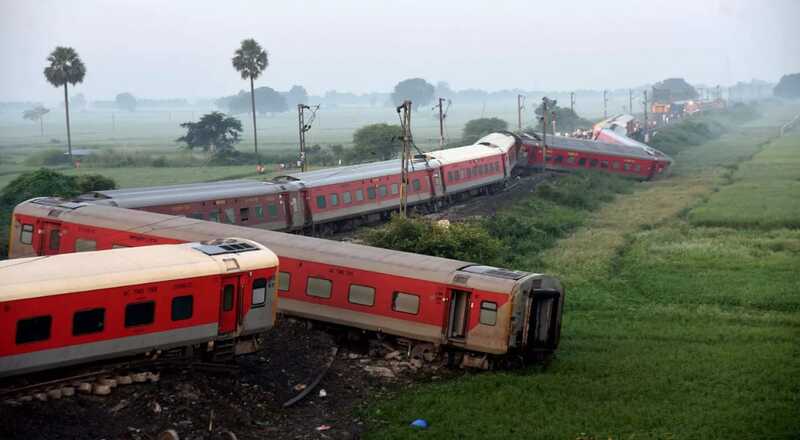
[24,149,72,166]
[362,215,504,265]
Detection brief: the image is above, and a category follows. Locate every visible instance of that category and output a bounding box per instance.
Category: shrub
[362,215,504,265]
[23,149,72,166]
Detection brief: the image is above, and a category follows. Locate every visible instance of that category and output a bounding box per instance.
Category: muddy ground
[1,319,457,440]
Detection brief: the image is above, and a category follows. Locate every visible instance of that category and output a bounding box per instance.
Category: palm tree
[44,47,86,162]
[231,39,268,156]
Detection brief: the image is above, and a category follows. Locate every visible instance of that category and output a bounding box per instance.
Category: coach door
[219,275,242,334]
[39,221,62,255]
[447,289,471,342]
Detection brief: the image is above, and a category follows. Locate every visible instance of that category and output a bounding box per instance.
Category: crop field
[0,95,625,191]
[689,133,800,228]
[364,106,800,439]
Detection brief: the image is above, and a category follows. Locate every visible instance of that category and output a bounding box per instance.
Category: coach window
[612,161,621,170]
[447,171,453,181]
[466,168,472,178]
[367,187,376,200]
[208,211,220,222]
[412,179,421,192]
[278,271,291,291]
[623,163,631,171]
[240,207,250,222]
[342,191,352,204]
[600,160,609,169]
[255,206,265,220]
[567,156,576,164]
[73,308,105,335]
[171,296,193,321]
[355,189,365,201]
[479,301,498,326]
[348,284,375,306]
[634,164,641,172]
[392,292,419,314]
[20,224,34,244]
[589,159,598,168]
[75,238,97,252]
[224,208,236,224]
[330,193,339,207]
[472,166,478,176]
[267,203,279,219]
[49,229,61,251]
[306,276,332,299]
[16,316,52,344]
[125,301,155,327]
[390,183,399,195]
[378,185,387,198]
[252,277,273,308]
[316,195,326,209]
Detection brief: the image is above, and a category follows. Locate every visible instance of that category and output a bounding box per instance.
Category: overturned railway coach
[0,239,279,378]
[11,198,564,367]
[520,132,673,180]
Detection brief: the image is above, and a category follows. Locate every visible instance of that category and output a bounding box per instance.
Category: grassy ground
[364,107,800,439]
[689,134,800,228]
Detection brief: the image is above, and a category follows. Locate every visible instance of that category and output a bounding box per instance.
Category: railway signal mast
[570,92,575,113]
[397,100,413,217]
[297,104,320,172]
[517,94,526,132]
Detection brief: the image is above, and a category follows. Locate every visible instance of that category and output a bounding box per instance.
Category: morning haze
[1,0,799,102]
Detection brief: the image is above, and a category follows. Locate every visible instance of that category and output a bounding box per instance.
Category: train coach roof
[0,239,278,302]
[15,200,536,294]
[474,133,517,151]
[521,133,672,162]
[423,143,505,166]
[77,179,293,208]
[279,157,439,187]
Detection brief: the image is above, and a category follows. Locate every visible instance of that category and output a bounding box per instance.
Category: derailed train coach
[11,198,564,367]
[74,133,522,235]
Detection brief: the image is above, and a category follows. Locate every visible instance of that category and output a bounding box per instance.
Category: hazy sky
[1,0,798,102]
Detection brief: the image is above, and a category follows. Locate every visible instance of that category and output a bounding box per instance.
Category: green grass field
[689,134,800,228]
[364,107,800,439]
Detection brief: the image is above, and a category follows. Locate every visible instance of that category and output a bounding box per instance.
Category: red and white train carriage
[519,132,673,180]
[10,198,565,367]
[76,133,521,233]
[0,239,278,378]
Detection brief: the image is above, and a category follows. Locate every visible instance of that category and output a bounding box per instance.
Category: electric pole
[643,90,649,142]
[629,89,633,114]
[297,104,320,172]
[541,97,548,173]
[570,92,575,113]
[437,97,447,147]
[603,89,608,119]
[397,100,413,217]
[517,94,525,132]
